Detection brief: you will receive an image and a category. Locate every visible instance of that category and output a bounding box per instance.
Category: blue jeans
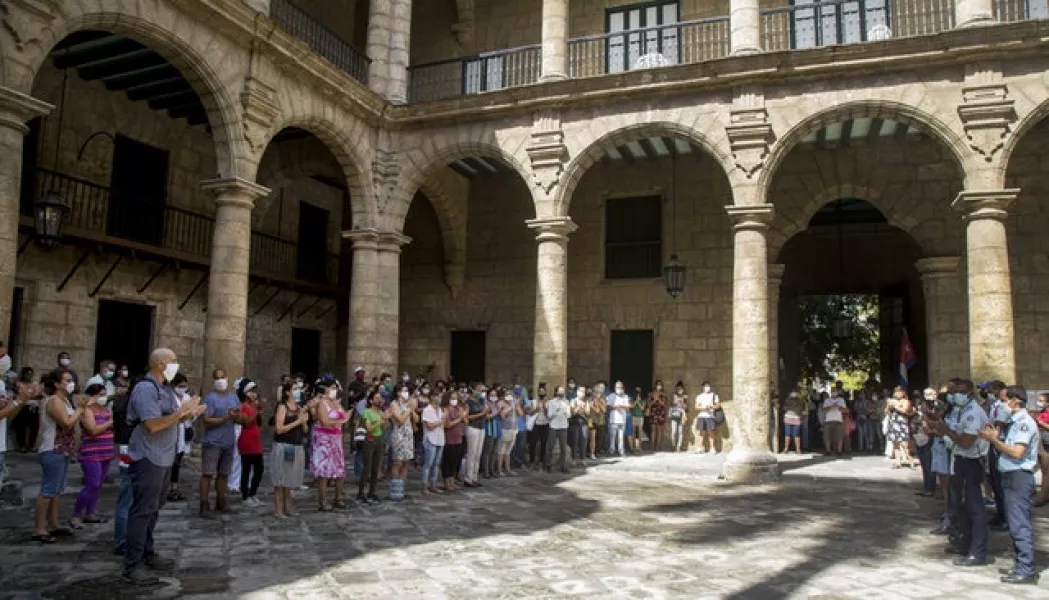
[512,428,527,467]
[124,459,171,570]
[608,423,625,455]
[113,468,132,551]
[354,448,363,477]
[421,440,443,486]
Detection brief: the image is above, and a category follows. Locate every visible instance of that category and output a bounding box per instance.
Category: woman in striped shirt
[70,383,114,528]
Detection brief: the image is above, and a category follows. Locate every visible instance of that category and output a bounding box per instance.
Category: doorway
[108,135,168,246]
[297,202,329,284]
[290,327,321,381]
[95,299,154,377]
[609,330,654,394]
[450,330,486,384]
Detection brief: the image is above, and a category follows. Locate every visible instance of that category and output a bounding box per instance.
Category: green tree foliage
[798,295,880,385]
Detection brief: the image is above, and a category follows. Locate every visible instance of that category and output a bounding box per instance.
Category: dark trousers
[530,424,549,465]
[357,440,383,497]
[570,421,587,459]
[545,427,569,470]
[170,452,184,484]
[480,433,497,477]
[441,443,463,479]
[12,407,38,450]
[240,454,264,499]
[988,448,1007,523]
[1001,470,1036,577]
[124,459,170,570]
[596,423,608,455]
[916,443,935,493]
[953,457,988,560]
[512,430,527,467]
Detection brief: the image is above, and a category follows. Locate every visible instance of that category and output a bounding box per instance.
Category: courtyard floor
[0,451,1046,600]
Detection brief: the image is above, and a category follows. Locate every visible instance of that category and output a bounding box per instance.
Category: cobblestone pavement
[0,451,1046,599]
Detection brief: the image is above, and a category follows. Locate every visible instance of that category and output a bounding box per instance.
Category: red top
[237,403,263,455]
[1038,409,1049,426]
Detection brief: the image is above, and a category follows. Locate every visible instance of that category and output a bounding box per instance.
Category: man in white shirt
[607,381,630,457]
[821,391,847,455]
[694,381,720,453]
[85,359,118,405]
[545,386,570,473]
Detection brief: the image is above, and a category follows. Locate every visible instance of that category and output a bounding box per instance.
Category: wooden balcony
[22,168,343,296]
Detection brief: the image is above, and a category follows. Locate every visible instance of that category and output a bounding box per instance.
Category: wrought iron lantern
[663,253,685,298]
[34,190,68,248]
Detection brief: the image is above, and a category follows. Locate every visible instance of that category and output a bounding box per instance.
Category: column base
[540,73,568,83]
[730,47,762,57]
[957,16,995,28]
[719,448,780,484]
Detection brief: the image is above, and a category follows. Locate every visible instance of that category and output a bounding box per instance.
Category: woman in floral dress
[311,378,349,510]
[647,382,667,452]
[388,385,415,500]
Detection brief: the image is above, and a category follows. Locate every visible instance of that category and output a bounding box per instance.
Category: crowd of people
[0,339,1044,586]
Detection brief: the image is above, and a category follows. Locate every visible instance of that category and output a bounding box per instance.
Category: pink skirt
[310,428,345,479]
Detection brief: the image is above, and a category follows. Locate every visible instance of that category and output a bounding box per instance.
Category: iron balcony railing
[270,0,370,85]
[761,0,956,52]
[408,45,541,103]
[29,168,340,288]
[995,0,1049,21]
[568,17,729,78]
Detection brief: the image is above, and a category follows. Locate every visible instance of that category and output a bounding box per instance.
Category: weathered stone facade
[3,0,1049,480]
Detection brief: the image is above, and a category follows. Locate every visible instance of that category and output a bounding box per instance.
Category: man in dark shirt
[122,348,203,585]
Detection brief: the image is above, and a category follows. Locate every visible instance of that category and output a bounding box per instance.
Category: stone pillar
[915,256,966,387]
[0,87,51,342]
[768,263,784,451]
[527,217,576,388]
[952,190,1017,383]
[366,0,393,99]
[730,0,761,55]
[387,0,412,104]
[540,0,569,81]
[723,204,779,483]
[955,0,995,27]
[344,229,411,377]
[200,177,270,384]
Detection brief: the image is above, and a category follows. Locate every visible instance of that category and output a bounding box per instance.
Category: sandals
[82,516,108,524]
[51,527,74,537]
[31,534,57,544]
[66,520,84,530]
[167,489,185,502]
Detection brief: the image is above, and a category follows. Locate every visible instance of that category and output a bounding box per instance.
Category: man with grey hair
[123,348,204,585]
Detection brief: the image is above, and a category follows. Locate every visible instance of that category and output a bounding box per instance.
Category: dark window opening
[296,202,330,284]
[290,327,322,382]
[107,135,168,246]
[450,330,486,384]
[95,299,154,378]
[610,330,655,395]
[605,195,662,279]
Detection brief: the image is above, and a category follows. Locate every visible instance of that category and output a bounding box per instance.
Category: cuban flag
[899,328,917,389]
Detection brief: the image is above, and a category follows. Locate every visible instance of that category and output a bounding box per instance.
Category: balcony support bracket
[254,287,282,316]
[17,235,34,257]
[178,272,208,311]
[89,254,125,298]
[297,296,323,319]
[57,248,92,293]
[316,300,337,319]
[137,260,173,294]
[276,293,304,323]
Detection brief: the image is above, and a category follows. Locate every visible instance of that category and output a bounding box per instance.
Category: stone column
[768,263,784,451]
[387,0,412,104]
[915,256,966,387]
[540,0,569,81]
[344,229,411,377]
[723,204,779,483]
[0,87,51,342]
[952,190,1017,383]
[730,0,761,55]
[955,0,995,27]
[526,217,576,388]
[366,0,393,99]
[200,177,270,384]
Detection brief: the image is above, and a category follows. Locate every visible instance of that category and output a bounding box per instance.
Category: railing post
[541,0,569,81]
[956,0,996,26]
[731,0,762,55]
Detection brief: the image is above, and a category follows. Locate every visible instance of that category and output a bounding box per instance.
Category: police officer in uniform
[982,380,1011,531]
[929,378,989,567]
[979,385,1040,585]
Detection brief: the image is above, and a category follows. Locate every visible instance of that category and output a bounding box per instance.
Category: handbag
[282,444,297,462]
[712,395,725,425]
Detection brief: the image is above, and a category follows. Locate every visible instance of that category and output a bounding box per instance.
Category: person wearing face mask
[357,390,388,504]
[86,359,118,403]
[199,368,243,518]
[311,377,350,510]
[387,385,415,501]
[978,385,1040,585]
[528,384,550,470]
[694,382,721,454]
[670,383,688,452]
[544,386,571,473]
[496,391,520,476]
[568,386,588,467]
[115,365,130,396]
[70,383,114,528]
[480,390,502,479]
[33,369,87,544]
[122,348,204,584]
[927,379,990,568]
[607,382,630,457]
[0,350,27,488]
[166,374,192,502]
[1035,392,1049,507]
[440,391,468,491]
[12,367,40,453]
[981,380,1010,532]
[648,381,667,452]
[55,351,79,392]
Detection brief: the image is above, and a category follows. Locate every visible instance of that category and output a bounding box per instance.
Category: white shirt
[695,392,717,418]
[422,405,445,446]
[822,396,846,423]
[175,393,190,454]
[607,393,630,425]
[547,397,570,430]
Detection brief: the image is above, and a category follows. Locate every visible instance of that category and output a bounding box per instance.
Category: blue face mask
[292,389,302,401]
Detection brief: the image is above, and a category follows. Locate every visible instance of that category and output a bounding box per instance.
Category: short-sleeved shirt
[822,397,846,423]
[127,375,179,467]
[500,401,518,432]
[695,393,718,418]
[608,394,630,425]
[237,403,263,455]
[363,407,384,439]
[952,399,990,459]
[422,405,445,446]
[202,391,239,448]
[999,410,1039,473]
[444,406,464,445]
[466,398,486,430]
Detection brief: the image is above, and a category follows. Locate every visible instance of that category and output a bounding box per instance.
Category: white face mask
[577,389,585,398]
[615,388,624,395]
[59,358,71,367]
[176,387,189,398]
[163,362,179,382]
[94,394,106,405]
[214,378,228,392]
[64,381,75,395]
[327,388,337,399]
[400,390,410,400]
[120,369,128,378]
[450,399,459,407]
[703,386,711,393]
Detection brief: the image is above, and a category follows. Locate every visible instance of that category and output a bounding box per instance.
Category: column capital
[0,86,52,133]
[200,177,270,209]
[377,231,412,253]
[342,228,412,252]
[915,256,961,278]
[951,189,1018,222]
[725,204,774,231]
[526,216,577,241]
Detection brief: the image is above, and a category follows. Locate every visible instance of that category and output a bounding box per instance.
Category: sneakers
[122,565,159,586]
[243,497,262,507]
